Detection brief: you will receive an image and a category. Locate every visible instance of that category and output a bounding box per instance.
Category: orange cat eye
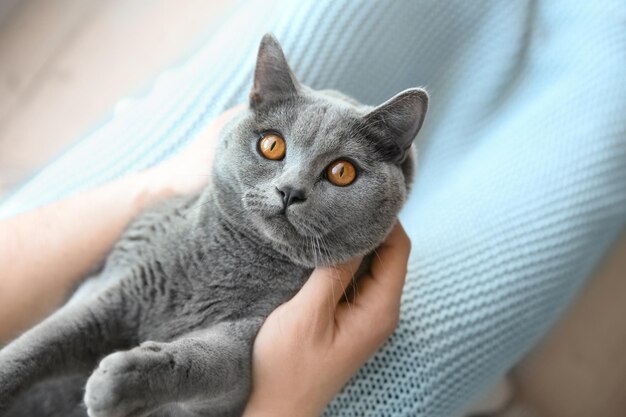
[326,160,356,186]
[258,133,286,160]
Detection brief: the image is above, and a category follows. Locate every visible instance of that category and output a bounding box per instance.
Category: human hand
[242,222,411,417]
[140,103,246,201]
[0,104,246,343]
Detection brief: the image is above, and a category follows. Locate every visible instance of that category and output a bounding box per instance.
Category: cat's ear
[250,34,300,108]
[363,88,428,163]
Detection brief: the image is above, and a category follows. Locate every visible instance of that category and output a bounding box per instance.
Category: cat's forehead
[252,98,371,157]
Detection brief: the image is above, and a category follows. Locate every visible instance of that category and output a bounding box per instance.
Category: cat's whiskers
[372,248,388,278]
[322,235,332,263]
[321,232,355,312]
[346,253,358,310]
[310,232,352,314]
[314,235,322,266]
[306,233,332,316]
[307,234,317,266]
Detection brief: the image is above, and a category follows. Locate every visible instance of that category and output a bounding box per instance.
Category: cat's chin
[251,214,328,267]
[254,214,301,245]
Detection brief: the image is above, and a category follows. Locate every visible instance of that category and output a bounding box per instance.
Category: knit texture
[2,1,625,416]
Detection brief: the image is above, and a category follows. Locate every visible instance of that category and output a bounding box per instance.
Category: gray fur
[0,34,427,417]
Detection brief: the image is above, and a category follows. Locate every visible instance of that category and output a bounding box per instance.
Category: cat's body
[79,192,310,342]
[0,35,428,417]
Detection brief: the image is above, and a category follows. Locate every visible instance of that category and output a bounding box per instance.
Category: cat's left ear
[364,88,428,163]
[250,34,301,108]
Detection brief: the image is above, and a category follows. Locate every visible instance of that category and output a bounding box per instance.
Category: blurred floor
[512,231,626,417]
[1,2,625,417]
[0,0,234,196]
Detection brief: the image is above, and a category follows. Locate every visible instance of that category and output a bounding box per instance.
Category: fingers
[186,103,246,153]
[211,103,246,136]
[292,256,364,316]
[337,222,410,339]
[287,222,410,343]
[367,222,411,306]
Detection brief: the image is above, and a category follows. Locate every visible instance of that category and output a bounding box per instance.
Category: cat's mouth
[269,210,299,230]
[264,209,332,241]
[242,191,327,244]
[257,212,301,243]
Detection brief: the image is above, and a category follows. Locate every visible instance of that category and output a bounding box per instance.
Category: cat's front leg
[0,292,133,413]
[85,319,261,417]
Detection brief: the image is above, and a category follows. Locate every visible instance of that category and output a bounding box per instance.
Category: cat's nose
[276,186,307,209]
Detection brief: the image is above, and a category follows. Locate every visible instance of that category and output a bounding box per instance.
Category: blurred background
[0,2,625,417]
[0,0,235,196]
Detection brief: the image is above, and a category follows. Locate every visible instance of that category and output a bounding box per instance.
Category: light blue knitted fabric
[2,1,625,416]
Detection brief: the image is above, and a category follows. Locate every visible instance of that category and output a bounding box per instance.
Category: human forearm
[0,105,241,344]
[0,170,169,343]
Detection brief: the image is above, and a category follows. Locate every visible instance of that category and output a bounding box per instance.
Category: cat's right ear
[249,34,300,109]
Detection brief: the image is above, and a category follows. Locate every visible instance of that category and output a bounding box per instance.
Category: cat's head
[212,34,427,267]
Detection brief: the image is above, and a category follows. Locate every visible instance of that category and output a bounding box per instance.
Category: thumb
[292,256,364,318]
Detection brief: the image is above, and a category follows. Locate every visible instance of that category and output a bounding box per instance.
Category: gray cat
[0,34,427,417]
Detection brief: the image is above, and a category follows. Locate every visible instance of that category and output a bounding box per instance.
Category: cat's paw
[84,342,173,417]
